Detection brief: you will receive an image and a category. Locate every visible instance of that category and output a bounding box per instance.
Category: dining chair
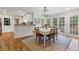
[52,26,58,40]
[34,27,44,44]
[46,29,56,45]
[34,27,39,40]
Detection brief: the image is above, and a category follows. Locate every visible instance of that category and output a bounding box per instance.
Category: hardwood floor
[0,32,31,51]
[0,32,79,51]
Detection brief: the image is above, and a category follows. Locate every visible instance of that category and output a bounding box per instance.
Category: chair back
[34,27,40,34]
[50,29,55,35]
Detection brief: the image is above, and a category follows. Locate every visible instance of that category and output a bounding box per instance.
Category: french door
[53,18,57,27]
[59,17,65,33]
[70,16,78,35]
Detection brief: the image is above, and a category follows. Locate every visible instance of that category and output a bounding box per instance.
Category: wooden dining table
[39,28,53,47]
[33,27,56,47]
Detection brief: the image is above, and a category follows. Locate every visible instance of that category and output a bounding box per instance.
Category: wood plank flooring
[0,32,31,51]
[0,32,79,51]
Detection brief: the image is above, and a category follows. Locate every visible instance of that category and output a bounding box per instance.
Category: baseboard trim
[59,33,79,39]
[15,35,34,40]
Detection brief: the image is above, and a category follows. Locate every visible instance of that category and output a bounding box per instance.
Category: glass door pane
[59,17,65,33]
[70,16,78,35]
[53,18,57,26]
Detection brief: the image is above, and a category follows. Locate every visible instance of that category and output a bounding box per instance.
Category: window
[53,18,57,26]
[33,18,40,25]
[4,18,10,25]
[70,16,78,34]
[59,17,65,33]
[47,19,50,26]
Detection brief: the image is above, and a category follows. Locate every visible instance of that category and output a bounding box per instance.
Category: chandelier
[43,7,48,25]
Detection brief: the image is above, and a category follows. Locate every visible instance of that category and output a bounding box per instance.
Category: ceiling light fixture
[2,9,7,15]
[3,9,6,12]
[66,8,71,10]
[43,7,49,25]
[18,10,22,13]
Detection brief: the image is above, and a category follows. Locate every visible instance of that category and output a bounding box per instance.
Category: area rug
[22,35,72,51]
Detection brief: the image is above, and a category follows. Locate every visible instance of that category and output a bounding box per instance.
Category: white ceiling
[0,7,78,17]
[0,7,33,16]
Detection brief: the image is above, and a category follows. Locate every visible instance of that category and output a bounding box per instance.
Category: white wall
[2,15,14,32]
[0,14,2,33]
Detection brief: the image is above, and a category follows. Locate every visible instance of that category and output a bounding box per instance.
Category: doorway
[15,18,19,25]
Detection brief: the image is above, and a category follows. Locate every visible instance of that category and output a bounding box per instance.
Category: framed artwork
[4,18,10,25]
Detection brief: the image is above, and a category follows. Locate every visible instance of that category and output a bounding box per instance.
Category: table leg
[56,34,58,40]
[51,38,52,46]
[44,35,46,47]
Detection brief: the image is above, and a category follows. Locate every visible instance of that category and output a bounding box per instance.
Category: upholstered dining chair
[34,27,39,40]
[52,26,58,40]
[34,27,44,44]
[46,29,56,45]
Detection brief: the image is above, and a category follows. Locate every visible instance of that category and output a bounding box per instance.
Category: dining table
[33,27,55,47]
[39,28,56,47]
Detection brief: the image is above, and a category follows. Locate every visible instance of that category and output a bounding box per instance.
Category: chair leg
[48,37,51,45]
[53,36,55,43]
[36,35,37,40]
[49,39,51,45]
[39,37,41,44]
